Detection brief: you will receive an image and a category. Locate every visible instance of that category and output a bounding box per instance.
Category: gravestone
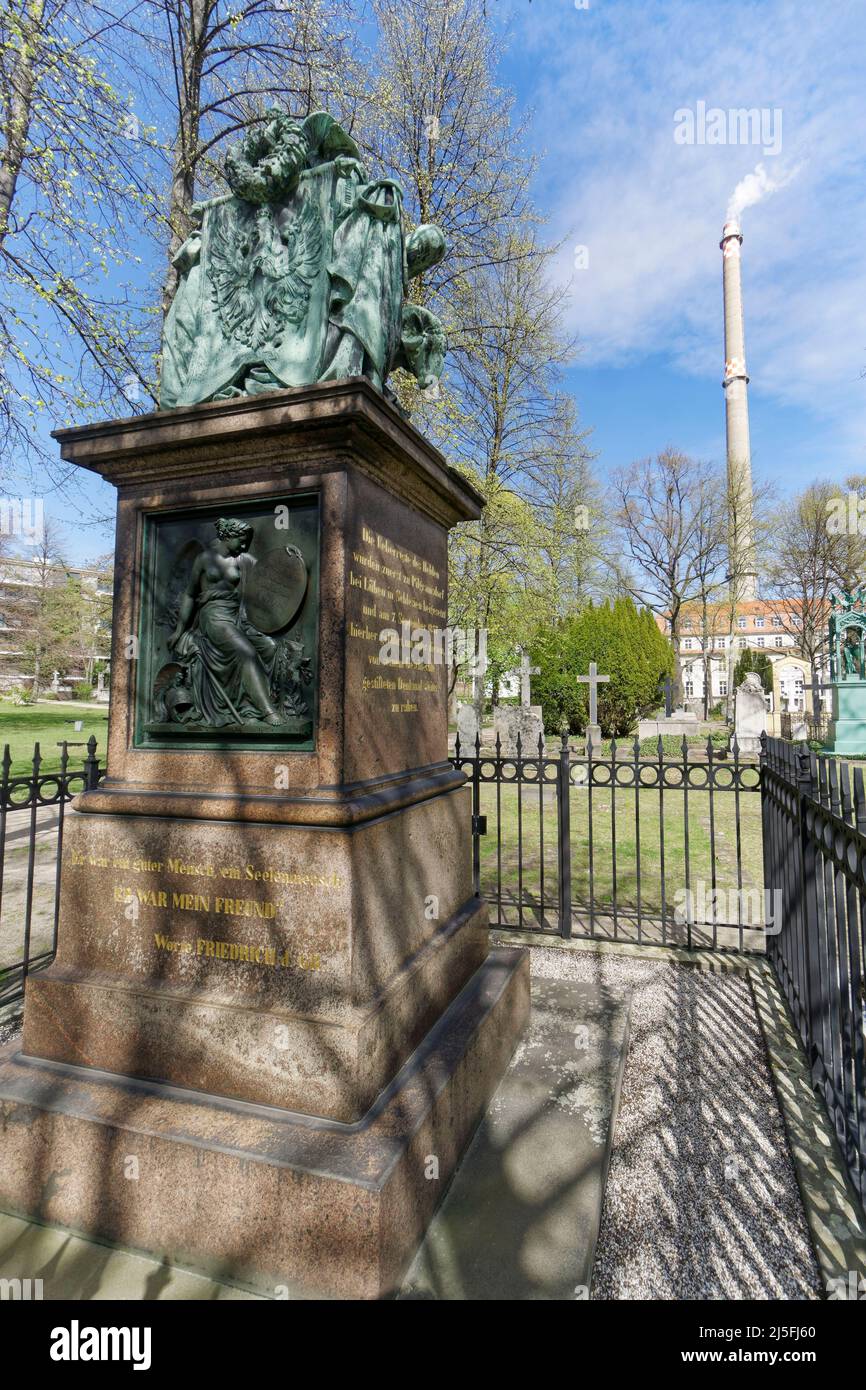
[734,671,767,754]
[96,666,110,704]
[0,107,529,1301]
[638,707,699,740]
[637,675,699,739]
[493,650,544,754]
[576,661,609,750]
[456,701,480,749]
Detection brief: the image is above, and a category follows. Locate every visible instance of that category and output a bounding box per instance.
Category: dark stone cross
[663,676,674,718]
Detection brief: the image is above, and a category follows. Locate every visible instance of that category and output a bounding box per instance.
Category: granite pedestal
[0,381,529,1297]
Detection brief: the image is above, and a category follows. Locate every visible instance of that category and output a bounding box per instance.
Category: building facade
[0,554,113,693]
[657,599,831,720]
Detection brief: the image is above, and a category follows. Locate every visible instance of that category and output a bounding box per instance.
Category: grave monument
[0,108,529,1299]
[733,671,767,755]
[493,650,544,754]
[824,588,866,756]
[576,660,609,750]
[637,675,699,740]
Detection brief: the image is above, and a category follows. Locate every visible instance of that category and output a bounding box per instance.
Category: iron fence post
[557,727,572,938]
[84,734,101,791]
[796,744,822,1086]
[471,732,481,895]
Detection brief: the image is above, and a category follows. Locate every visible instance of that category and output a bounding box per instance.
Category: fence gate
[453,730,764,952]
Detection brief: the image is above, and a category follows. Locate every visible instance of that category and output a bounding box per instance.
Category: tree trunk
[162,0,208,317]
[0,0,43,248]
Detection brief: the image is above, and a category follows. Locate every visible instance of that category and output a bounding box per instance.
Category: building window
[718,681,728,696]
[685,680,694,697]
[772,615,782,628]
[755,636,765,647]
[775,636,784,647]
[682,638,693,650]
[754,616,765,628]
[737,617,747,629]
[682,619,692,631]
[737,637,746,648]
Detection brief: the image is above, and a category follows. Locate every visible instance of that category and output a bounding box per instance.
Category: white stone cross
[575,661,610,726]
[519,649,539,708]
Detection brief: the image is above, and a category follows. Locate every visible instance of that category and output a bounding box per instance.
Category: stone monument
[733,671,767,755]
[95,665,110,704]
[0,109,529,1300]
[456,701,480,750]
[576,660,609,750]
[823,589,866,755]
[493,649,544,754]
[637,676,698,740]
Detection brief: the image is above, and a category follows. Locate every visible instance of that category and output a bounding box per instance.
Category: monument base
[0,949,528,1300]
[825,679,866,756]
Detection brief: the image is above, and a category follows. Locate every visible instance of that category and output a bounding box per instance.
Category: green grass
[0,702,108,775]
[477,780,764,939]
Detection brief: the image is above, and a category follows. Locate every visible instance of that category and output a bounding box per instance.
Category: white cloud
[504,0,866,443]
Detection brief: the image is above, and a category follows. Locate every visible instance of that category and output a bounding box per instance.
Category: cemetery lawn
[0,704,108,775]
[477,781,765,938]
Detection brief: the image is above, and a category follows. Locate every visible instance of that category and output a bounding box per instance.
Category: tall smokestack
[721,219,757,602]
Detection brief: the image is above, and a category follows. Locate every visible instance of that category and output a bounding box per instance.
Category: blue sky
[34,0,866,558]
[497,0,866,492]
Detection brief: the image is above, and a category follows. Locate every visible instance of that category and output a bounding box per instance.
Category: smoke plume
[726,162,799,223]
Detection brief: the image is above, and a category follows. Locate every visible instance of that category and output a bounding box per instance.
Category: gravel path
[519,946,822,1300]
[0,1011,22,1049]
[0,945,823,1299]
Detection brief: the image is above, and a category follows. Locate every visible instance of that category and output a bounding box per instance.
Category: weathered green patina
[160,110,447,408]
[135,497,320,750]
[824,589,866,755]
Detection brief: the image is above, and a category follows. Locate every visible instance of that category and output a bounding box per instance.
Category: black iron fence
[762,735,866,1208]
[2,726,863,1211]
[780,710,830,744]
[453,731,764,952]
[0,738,102,1009]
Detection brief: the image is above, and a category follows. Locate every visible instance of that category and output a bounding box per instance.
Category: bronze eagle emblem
[208,197,324,351]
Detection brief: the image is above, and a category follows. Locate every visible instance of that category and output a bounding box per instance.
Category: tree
[443,231,599,716]
[733,647,773,695]
[527,394,601,620]
[531,598,673,739]
[447,471,543,709]
[609,451,731,708]
[0,0,160,474]
[361,0,536,350]
[144,0,354,313]
[763,482,853,686]
[10,520,77,696]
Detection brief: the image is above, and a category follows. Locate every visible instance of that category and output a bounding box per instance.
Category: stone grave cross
[575,661,609,730]
[519,649,539,708]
